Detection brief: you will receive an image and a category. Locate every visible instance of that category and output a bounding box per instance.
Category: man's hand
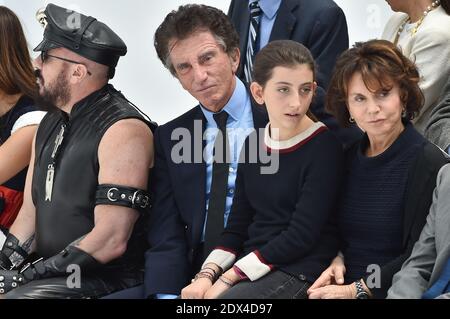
[181,277,213,299]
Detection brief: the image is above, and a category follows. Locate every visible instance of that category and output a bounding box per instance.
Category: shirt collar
[200,77,248,124]
[264,121,327,153]
[249,0,281,20]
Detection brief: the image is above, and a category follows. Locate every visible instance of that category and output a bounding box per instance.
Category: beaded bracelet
[218,274,235,287]
[200,265,222,281]
[192,271,215,283]
[202,266,218,277]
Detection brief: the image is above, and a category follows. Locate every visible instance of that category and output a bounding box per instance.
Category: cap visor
[33,38,62,52]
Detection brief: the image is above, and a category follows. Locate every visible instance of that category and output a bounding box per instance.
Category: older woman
[308,40,448,299]
[382,0,450,150]
[0,7,45,240]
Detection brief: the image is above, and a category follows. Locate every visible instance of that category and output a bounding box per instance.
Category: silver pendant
[45,164,55,202]
[51,125,65,159]
[45,124,65,202]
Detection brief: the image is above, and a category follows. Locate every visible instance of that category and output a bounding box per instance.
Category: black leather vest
[32,85,155,264]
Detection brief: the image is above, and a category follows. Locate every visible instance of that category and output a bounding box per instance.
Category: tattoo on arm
[9,234,35,268]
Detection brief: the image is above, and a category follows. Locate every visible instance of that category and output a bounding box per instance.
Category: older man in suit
[228,0,361,147]
[144,4,268,299]
[388,163,450,299]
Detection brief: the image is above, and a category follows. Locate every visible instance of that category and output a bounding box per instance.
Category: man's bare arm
[3,134,38,268]
[76,118,153,263]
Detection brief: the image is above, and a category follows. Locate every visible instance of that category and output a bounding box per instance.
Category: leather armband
[95,184,151,214]
[0,233,29,270]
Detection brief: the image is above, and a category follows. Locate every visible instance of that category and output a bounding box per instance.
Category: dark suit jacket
[229,0,361,148]
[229,0,348,90]
[144,103,267,297]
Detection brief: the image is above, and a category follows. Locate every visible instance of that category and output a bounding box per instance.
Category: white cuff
[234,251,273,281]
[202,247,236,271]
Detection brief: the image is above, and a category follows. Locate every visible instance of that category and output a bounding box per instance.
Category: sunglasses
[40,51,92,76]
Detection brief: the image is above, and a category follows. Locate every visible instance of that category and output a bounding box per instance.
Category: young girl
[181,40,344,299]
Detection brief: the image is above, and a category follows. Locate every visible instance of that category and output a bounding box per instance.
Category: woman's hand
[307,255,346,294]
[204,268,241,299]
[308,283,356,299]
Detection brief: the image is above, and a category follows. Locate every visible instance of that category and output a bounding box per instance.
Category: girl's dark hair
[253,40,317,121]
[0,6,37,98]
[326,39,423,127]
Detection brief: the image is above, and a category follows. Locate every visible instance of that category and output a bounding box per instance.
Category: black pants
[4,267,143,299]
[218,270,311,299]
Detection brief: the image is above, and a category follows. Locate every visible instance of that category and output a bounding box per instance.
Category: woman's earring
[349,116,355,123]
[401,108,407,118]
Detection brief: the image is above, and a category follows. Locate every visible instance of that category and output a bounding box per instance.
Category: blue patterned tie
[244,1,262,83]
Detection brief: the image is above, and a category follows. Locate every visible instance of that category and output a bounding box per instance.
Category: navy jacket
[144,103,267,297]
[229,0,348,90]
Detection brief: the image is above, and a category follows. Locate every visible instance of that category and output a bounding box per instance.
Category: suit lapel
[269,0,299,41]
[187,106,208,245]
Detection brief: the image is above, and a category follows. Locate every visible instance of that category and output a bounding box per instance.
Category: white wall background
[3,0,393,125]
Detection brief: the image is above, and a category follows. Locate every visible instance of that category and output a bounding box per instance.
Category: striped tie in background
[244,1,262,83]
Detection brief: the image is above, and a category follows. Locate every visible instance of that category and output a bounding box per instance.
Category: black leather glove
[0,269,24,294]
[20,245,101,282]
[0,252,13,270]
[0,245,100,295]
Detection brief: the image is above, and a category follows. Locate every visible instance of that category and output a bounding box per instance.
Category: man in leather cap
[0,3,156,298]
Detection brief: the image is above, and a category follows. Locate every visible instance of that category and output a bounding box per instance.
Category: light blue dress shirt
[249,0,282,51]
[201,77,254,239]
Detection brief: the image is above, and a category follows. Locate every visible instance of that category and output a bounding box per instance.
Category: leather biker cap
[33,3,127,77]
